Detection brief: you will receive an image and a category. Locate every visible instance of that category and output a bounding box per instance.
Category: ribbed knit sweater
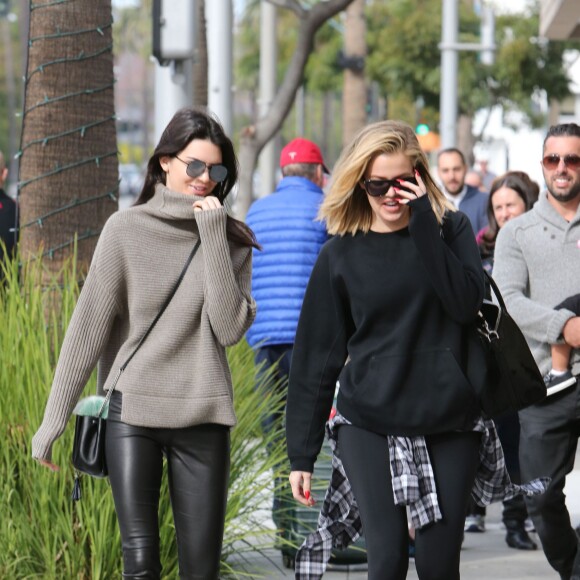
[32,184,256,462]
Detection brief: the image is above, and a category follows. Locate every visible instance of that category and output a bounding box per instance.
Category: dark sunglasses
[541,154,580,171]
[175,156,228,183]
[363,176,417,197]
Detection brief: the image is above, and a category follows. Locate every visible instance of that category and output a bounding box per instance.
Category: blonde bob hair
[319,120,455,236]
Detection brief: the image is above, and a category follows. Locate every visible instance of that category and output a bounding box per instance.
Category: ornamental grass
[0,250,291,578]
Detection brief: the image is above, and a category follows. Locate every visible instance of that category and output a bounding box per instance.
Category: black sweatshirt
[286,196,485,472]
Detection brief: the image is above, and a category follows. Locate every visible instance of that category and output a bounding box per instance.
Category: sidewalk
[238,458,580,579]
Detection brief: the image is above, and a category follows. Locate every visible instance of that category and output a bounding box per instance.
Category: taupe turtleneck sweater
[32,184,256,462]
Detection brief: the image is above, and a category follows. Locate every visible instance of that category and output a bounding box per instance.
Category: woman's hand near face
[395,169,428,203]
[289,470,316,507]
[193,196,222,212]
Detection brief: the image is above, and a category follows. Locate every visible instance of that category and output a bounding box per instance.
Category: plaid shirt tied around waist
[294,413,550,580]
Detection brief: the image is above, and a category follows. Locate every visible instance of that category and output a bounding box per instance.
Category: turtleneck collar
[146,183,205,220]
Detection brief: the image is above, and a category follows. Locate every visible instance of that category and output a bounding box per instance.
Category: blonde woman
[285,121,544,579]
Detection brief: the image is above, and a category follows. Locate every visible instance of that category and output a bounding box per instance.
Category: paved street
[237,456,580,579]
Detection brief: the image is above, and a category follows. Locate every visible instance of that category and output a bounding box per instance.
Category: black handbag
[72,401,110,478]
[466,271,547,418]
[71,239,201,498]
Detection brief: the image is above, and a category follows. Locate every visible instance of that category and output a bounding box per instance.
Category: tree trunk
[457,114,476,167]
[18,0,118,280]
[235,0,357,219]
[342,0,367,145]
[193,0,208,107]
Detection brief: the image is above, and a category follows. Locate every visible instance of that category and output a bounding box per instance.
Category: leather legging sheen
[106,392,230,580]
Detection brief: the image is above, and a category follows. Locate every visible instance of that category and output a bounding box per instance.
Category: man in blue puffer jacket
[246,138,329,438]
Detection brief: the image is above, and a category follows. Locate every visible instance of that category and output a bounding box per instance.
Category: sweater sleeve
[494,222,573,344]
[195,208,256,346]
[31,232,124,461]
[408,197,484,323]
[286,243,350,473]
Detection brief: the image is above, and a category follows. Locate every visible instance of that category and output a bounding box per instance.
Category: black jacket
[0,189,17,268]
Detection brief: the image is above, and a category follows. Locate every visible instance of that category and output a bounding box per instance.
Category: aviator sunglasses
[175,156,228,183]
[363,176,418,197]
[541,154,580,171]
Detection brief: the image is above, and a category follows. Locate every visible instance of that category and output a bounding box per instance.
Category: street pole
[296,85,305,137]
[439,0,496,149]
[207,0,233,134]
[154,60,193,144]
[258,1,277,198]
[152,0,196,143]
[440,0,459,149]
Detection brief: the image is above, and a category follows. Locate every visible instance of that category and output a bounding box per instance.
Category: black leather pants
[106,392,230,579]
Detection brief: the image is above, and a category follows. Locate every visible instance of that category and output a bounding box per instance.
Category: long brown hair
[134,108,259,250]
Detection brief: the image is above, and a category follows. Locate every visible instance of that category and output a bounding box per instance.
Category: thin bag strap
[98,238,201,416]
[122,237,201,370]
[483,270,507,311]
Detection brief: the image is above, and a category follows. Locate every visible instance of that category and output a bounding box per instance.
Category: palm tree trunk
[18,0,118,280]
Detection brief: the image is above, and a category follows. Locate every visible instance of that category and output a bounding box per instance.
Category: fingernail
[393,187,400,192]
[415,169,419,176]
[304,490,311,500]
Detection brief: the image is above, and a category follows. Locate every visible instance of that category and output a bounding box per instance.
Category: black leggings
[338,425,480,580]
[106,392,230,579]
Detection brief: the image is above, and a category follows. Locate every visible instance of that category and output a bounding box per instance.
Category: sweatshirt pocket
[350,348,478,436]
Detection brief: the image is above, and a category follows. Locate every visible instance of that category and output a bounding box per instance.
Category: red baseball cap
[280,138,329,173]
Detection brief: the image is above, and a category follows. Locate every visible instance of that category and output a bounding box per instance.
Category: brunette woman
[33,108,258,579]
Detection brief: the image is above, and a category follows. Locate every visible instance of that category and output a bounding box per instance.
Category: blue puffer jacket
[245,176,328,348]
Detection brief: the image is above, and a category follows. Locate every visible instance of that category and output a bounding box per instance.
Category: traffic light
[416,123,430,136]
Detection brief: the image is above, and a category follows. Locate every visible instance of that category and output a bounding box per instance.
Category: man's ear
[316,164,325,187]
[1,167,8,184]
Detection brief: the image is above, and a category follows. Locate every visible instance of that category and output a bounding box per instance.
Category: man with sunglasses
[437,147,489,235]
[494,123,580,580]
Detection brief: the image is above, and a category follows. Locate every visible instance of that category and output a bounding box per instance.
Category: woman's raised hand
[192,196,222,212]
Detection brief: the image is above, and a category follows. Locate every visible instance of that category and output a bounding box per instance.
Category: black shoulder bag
[466,271,547,419]
[71,239,201,499]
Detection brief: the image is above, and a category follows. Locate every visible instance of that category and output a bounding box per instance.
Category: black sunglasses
[541,154,580,171]
[175,156,228,183]
[363,176,417,197]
